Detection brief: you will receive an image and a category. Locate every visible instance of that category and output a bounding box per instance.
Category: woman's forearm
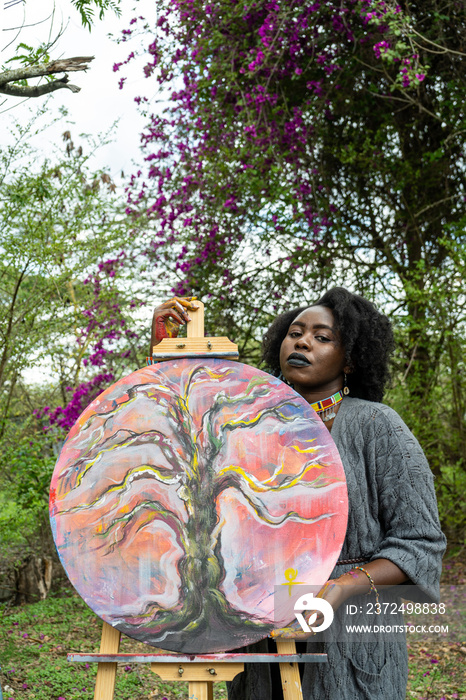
[320,558,408,611]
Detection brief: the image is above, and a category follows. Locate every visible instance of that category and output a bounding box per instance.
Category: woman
[150,288,446,699]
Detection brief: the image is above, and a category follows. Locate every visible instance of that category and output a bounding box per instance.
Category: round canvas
[50,359,348,653]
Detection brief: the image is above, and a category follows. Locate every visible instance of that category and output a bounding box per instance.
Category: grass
[0,592,227,699]
[405,555,466,700]
[1,555,464,699]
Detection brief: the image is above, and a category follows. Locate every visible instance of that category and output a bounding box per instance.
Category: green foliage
[436,463,466,548]
[0,113,143,566]
[0,121,117,393]
[72,0,122,30]
[4,43,52,69]
[0,431,55,548]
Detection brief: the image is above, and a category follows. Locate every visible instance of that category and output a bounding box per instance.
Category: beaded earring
[279,372,293,388]
[343,372,350,396]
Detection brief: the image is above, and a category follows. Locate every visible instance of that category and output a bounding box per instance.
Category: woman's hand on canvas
[303,580,348,633]
[308,559,409,630]
[150,297,199,350]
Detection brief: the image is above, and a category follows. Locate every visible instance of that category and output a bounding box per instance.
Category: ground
[1,554,465,700]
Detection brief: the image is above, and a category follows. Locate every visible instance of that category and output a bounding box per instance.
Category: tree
[119,0,465,366]
[51,361,346,650]
[0,115,141,596]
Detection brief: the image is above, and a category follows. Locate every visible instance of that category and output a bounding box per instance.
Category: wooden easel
[68,301,327,698]
[70,622,326,700]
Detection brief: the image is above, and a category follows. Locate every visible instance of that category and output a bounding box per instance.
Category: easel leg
[94,622,121,700]
[276,640,303,700]
[188,681,214,700]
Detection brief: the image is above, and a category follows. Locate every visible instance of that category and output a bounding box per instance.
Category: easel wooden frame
[67,301,328,699]
[69,621,327,700]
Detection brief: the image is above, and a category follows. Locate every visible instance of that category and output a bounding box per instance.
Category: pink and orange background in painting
[50,359,347,652]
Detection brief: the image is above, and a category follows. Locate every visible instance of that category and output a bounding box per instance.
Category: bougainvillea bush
[116,0,465,365]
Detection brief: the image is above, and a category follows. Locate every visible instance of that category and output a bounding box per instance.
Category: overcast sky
[1,1,159,383]
[1,0,156,179]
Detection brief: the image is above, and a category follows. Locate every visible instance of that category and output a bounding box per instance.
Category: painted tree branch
[57,463,182,515]
[96,499,189,554]
[59,428,186,492]
[0,56,94,97]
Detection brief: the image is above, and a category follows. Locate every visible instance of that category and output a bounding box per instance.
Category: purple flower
[373,41,390,59]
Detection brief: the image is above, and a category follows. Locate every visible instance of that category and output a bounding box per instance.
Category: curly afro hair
[261,287,394,402]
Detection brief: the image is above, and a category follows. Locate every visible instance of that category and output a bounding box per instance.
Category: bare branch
[215,458,334,494]
[219,399,302,441]
[0,56,94,97]
[200,375,276,453]
[214,459,341,501]
[58,428,188,492]
[410,28,466,57]
[0,76,81,96]
[0,56,94,85]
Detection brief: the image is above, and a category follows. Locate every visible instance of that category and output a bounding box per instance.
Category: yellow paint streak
[63,465,178,514]
[190,450,200,480]
[263,461,285,483]
[291,444,318,454]
[226,406,293,431]
[218,463,323,491]
[74,422,141,489]
[183,365,235,409]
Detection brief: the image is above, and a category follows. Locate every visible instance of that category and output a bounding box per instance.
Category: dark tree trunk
[14,555,53,604]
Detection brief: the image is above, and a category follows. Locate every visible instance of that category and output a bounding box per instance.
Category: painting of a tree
[50,359,347,652]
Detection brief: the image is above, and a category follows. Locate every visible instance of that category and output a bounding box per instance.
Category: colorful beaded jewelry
[311,389,345,422]
[353,566,380,607]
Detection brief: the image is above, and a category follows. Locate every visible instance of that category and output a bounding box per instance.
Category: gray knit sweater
[228,397,446,700]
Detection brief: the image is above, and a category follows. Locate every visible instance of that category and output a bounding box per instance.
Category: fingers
[155,296,199,323]
[159,296,198,311]
[160,307,187,325]
[177,296,199,311]
[151,296,201,345]
[152,297,200,344]
[309,611,325,627]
